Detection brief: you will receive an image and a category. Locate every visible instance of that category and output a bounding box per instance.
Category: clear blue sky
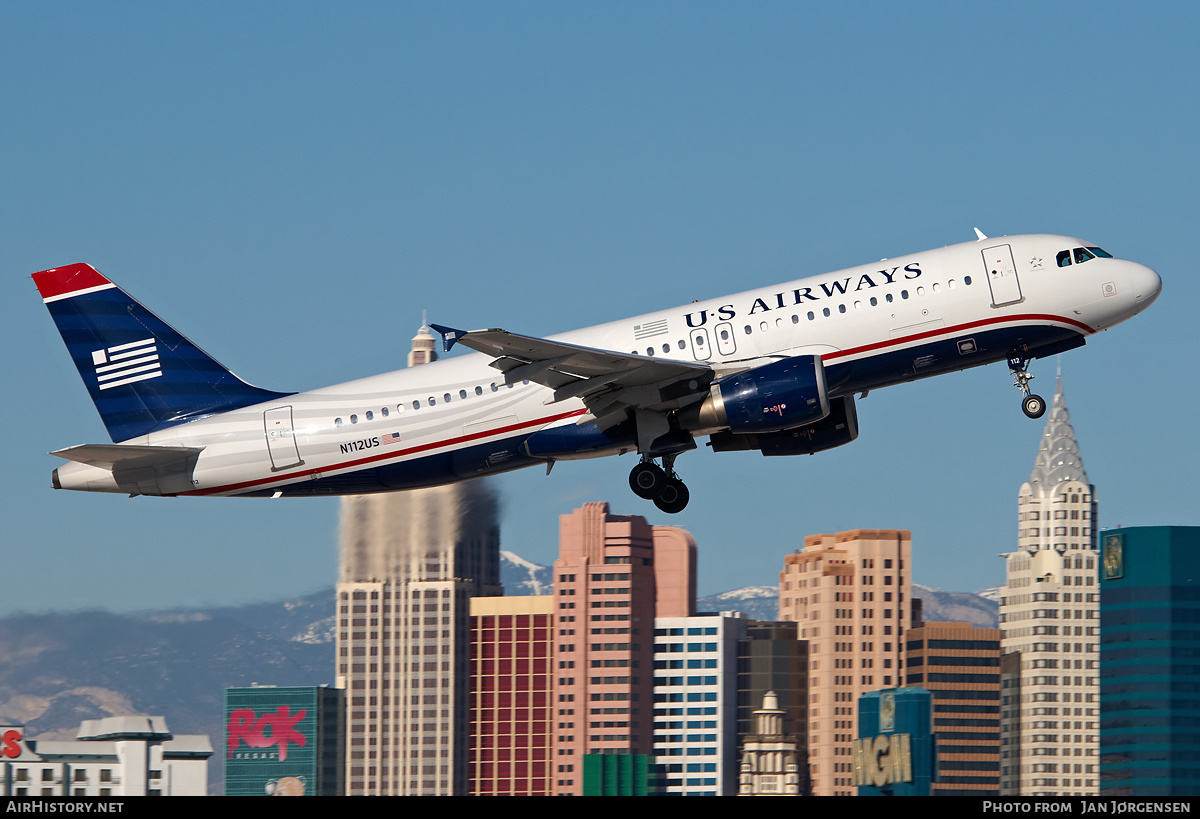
[2,2,1196,615]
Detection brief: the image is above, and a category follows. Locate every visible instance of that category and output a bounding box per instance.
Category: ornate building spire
[408,318,438,368]
[1027,372,1089,498]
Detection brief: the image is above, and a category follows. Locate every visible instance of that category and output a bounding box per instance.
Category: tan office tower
[550,502,697,796]
[336,323,502,796]
[778,529,912,797]
[904,621,1001,795]
[999,374,1099,796]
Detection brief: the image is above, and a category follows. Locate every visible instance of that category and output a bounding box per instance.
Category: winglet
[429,323,466,353]
[973,227,988,241]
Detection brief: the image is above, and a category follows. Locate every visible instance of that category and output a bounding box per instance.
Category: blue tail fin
[34,263,292,442]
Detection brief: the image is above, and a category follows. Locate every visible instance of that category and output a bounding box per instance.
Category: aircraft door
[689,327,712,361]
[264,406,305,471]
[715,322,737,356]
[982,244,1023,306]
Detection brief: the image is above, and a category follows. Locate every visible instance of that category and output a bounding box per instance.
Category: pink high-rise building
[550,502,696,796]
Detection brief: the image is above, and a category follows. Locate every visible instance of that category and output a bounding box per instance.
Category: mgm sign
[852,688,935,796]
[851,732,914,788]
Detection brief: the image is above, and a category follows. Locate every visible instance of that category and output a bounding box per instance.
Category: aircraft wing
[429,324,714,427]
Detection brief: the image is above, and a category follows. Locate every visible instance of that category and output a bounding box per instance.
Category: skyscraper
[651,611,747,795]
[778,529,913,796]
[469,595,555,796]
[1099,527,1200,796]
[550,502,696,796]
[903,621,1001,795]
[999,374,1099,796]
[336,323,502,796]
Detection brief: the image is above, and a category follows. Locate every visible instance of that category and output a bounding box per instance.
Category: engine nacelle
[708,395,859,456]
[682,354,829,434]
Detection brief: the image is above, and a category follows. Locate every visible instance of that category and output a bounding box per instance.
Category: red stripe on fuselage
[32,264,113,301]
[823,313,1093,362]
[181,407,589,496]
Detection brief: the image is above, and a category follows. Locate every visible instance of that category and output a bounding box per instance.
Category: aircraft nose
[1130,261,1162,307]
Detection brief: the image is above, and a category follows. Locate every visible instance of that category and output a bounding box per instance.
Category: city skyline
[4,3,1197,618]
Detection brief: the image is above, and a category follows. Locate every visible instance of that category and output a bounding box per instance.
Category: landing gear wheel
[629,462,666,500]
[1022,394,1046,419]
[653,478,690,514]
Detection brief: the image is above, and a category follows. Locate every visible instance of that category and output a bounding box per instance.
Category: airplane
[33,231,1161,513]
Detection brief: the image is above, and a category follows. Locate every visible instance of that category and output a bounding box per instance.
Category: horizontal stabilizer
[51,443,204,470]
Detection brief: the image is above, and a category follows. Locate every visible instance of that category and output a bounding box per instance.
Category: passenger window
[475,386,483,396]
[335,418,343,428]
[444,393,451,403]
[381,407,389,417]
[1057,250,1072,267]
[413,400,420,410]
[428,397,436,406]
[365,410,373,421]
[459,389,467,399]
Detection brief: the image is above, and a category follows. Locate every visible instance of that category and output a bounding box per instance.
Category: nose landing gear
[1009,351,1047,419]
[628,454,690,514]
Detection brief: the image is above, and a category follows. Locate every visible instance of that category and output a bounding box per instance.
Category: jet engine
[708,395,859,456]
[680,354,830,434]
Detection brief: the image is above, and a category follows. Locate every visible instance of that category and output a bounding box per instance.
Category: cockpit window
[1088,246,1113,258]
[1073,247,1096,264]
[1057,250,1072,267]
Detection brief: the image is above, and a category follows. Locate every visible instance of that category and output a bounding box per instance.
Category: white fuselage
[53,234,1160,496]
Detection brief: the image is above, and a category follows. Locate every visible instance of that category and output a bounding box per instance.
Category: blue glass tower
[1100,526,1200,796]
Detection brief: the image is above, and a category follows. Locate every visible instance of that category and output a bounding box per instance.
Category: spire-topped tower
[1000,370,1100,796]
[1016,373,1098,553]
[336,319,500,797]
[408,318,438,368]
[1027,373,1090,498]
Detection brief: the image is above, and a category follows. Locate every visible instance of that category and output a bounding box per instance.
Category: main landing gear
[1008,351,1046,419]
[628,454,690,515]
